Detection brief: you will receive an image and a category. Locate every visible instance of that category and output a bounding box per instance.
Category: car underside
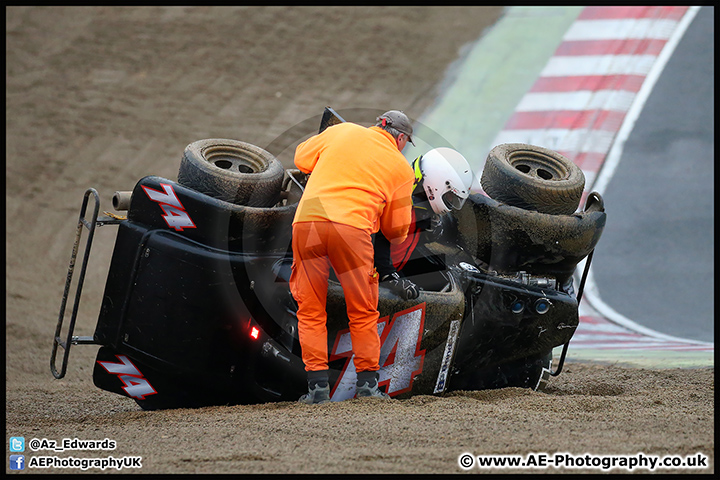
[51,107,606,410]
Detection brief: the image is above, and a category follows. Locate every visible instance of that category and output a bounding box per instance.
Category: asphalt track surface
[592,6,714,344]
[409,6,713,365]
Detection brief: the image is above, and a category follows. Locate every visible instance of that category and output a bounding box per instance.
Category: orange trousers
[290,221,380,373]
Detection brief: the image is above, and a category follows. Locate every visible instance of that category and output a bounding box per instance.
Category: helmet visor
[442,190,465,211]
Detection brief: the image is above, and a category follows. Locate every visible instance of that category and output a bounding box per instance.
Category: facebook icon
[10,455,25,470]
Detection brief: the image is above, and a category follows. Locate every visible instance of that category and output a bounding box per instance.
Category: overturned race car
[50,108,606,410]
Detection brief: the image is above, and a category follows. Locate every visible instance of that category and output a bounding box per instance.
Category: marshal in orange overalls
[290,122,414,373]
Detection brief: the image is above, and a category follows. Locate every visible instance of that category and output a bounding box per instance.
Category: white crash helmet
[414,147,474,215]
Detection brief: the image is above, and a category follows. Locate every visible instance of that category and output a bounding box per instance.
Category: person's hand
[428,215,444,241]
[381,272,420,300]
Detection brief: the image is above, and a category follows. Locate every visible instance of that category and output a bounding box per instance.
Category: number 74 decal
[141,183,196,232]
[97,355,157,400]
[329,303,426,401]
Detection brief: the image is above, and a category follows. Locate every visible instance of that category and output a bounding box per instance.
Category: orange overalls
[290,122,414,373]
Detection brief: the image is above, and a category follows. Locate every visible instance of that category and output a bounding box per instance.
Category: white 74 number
[97,355,158,400]
[141,183,196,232]
[329,303,426,401]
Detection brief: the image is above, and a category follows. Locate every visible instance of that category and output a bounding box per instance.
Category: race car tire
[178,138,284,207]
[453,191,606,283]
[449,351,553,392]
[481,143,585,215]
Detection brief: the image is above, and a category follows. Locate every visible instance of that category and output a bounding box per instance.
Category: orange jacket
[293,123,414,244]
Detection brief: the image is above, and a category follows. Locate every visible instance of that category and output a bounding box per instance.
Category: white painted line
[588,7,700,196]
[516,90,636,112]
[541,54,658,77]
[581,266,713,346]
[493,128,616,155]
[564,19,679,41]
[579,7,712,347]
[581,170,596,189]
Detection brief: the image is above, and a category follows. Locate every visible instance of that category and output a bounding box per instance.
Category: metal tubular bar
[550,249,595,377]
[549,190,603,378]
[50,188,102,379]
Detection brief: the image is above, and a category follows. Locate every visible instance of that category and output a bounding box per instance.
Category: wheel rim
[203,145,267,174]
[507,149,571,182]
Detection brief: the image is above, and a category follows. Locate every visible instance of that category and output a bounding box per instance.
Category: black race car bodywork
[51,109,606,410]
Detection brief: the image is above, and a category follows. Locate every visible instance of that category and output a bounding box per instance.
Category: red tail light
[250,326,260,340]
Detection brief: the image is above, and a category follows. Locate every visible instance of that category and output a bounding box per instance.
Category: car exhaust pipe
[112,191,132,211]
